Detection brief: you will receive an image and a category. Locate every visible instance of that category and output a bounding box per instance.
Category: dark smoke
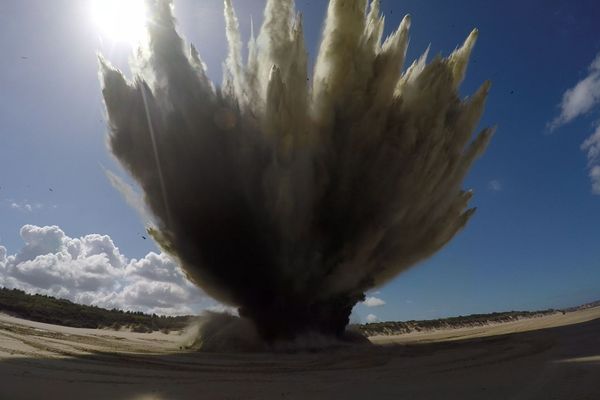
[100,0,493,344]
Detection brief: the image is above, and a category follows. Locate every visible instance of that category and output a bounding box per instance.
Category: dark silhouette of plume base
[100,0,492,343]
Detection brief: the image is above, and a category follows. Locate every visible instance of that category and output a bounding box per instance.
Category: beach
[1,307,599,399]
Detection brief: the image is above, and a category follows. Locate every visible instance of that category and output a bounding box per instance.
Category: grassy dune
[0,288,191,333]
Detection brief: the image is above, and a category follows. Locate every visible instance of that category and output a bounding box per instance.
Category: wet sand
[1,307,599,399]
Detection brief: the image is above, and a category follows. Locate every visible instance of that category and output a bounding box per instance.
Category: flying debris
[100,0,493,345]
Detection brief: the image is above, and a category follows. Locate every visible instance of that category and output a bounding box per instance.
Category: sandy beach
[1,307,599,399]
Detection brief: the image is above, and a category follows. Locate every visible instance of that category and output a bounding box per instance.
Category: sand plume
[100,0,492,343]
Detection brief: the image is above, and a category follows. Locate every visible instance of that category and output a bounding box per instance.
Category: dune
[370,306,600,344]
[1,307,599,399]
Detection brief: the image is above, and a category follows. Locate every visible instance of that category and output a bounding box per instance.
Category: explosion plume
[100,0,492,343]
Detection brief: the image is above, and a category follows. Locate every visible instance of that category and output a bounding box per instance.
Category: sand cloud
[100,0,491,341]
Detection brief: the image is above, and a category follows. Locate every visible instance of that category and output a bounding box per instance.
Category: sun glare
[92,0,148,44]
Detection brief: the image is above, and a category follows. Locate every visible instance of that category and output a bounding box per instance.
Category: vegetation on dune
[1,287,593,336]
[355,310,560,336]
[0,287,192,333]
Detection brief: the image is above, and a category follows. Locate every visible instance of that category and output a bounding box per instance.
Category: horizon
[3,285,594,323]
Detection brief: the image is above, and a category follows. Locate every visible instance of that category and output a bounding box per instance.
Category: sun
[91,0,148,45]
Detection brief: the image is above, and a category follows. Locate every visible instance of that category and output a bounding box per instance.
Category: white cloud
[126,252,187,284]
[0,246,7,287]
[589,166,600,195]
[551,52,600,194]
[0,225,213,315]
[362,296,386,307]
[581,124,600,164]
[488,179,502,192]
[550,53,600,130]
[205,303,238,315]
[9,201,42,213]
[366,314,379,323]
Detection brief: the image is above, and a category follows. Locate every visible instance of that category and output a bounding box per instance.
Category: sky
[1,0,600,323]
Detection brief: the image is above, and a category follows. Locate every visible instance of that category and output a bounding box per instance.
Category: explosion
[100,0,492,344]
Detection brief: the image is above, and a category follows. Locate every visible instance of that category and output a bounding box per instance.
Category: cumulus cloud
[365,314,379,323]
[488,179,502,192]
[362,296,386,307]
[551,52,600,194]
[550,53,600,130]
[0,225,211,315]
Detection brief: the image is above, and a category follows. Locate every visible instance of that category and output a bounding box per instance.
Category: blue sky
[1,0,600,322]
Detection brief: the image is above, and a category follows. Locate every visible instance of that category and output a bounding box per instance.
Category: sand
[1,307,599,399]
